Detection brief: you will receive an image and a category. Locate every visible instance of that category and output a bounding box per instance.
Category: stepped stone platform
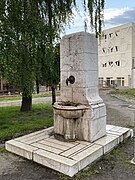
[5,125,132,177]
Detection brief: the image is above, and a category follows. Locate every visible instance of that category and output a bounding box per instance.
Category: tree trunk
[36,80,39,94]
[20,95,32,112]
[51,85,56,105]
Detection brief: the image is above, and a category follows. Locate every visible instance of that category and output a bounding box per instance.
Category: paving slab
[5,140,38,160]
[5,125,132,177]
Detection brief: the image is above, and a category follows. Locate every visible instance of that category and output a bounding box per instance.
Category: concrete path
[100,90,134,127]
[0,97,52,107]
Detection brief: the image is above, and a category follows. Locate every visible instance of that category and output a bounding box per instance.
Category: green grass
[0,147,7,153]
[72,138,133,179]
[0,103,53,142]
[0,95,22,101]
[0,91,60,101]
[110,88,135,97]
[79,164,97,177]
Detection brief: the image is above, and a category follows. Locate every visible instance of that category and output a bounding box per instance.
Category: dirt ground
[0,90,135,180]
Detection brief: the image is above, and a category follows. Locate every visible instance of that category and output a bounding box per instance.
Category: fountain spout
[66,75,75,86]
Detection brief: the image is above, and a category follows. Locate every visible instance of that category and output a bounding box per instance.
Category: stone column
[54,32,106,142]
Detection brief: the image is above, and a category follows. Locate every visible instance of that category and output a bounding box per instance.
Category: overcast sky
[64,0,135,34]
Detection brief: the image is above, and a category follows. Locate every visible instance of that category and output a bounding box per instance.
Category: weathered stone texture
[54,32,106,142]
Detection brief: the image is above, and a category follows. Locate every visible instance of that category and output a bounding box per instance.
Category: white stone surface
[54,114,64,135]
[70,144,103,171]
[95,134,119,153]
[72,87,88,104]
[15,127,53,142]
[37,139,70,151]
[106,124,116,131]
[59,32,100,105]
[60,144,86,157]
[90,116,106,142]
[5,125,132,177]
[31,142,63,154]
[106,126,132,143]
[5,140,38,160]
[45,136,78,147]
[132,69,135,88]
[33,149,78,177]
[61,53,98,71]
[54,32,106,142]
[60,32,98,58]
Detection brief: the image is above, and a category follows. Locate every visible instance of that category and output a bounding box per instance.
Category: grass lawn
[0,91,60,101]
[0,103,53,142]
[109,88,135,97]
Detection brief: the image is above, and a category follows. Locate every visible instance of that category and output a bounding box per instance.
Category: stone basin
[53,102,88,119]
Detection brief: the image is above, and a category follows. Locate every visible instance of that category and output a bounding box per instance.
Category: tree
[0,0,104,111]
[41,44,60,105]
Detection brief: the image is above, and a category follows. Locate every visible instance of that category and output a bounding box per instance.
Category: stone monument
[53,32,106,142]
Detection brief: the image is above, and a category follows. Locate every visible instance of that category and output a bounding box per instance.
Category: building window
[132,57,135,69]
[117,77,124,86]
[99,77,104,86]
[115,61,120,66]
[109,61,113,67]
[102,48,106,53]
[111,47,113,52]
[115,46,118,51]
[109,33,113,38]
[122,79,124,86]
[111,80,115,85]
[115,31,120,37]
[102,63,107,67]
[106,77,113,87]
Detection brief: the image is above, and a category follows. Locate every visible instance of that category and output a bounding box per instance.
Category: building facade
[98,22,135,88]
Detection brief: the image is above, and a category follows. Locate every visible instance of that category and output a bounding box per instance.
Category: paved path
[100,90,134,127]
[0,97,52,107]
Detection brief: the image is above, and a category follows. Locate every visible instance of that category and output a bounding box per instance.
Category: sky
[65,0,135,34]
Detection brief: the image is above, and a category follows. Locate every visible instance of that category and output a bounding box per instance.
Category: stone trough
[54,102,89,141]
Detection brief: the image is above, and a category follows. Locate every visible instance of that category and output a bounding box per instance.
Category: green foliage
[110,89,135,97]
[87,0,105,36]
[0,0,72,99]
[80,164,97,177]
[41,44,60,86]
[0,147,7,153]
[0,0,104,110]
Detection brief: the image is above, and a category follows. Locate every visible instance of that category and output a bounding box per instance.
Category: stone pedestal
[54,32,106,142]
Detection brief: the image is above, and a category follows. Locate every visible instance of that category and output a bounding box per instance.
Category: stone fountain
[53,32,106,142]
[5,32,132,177]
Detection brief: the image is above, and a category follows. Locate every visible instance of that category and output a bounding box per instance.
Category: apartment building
[98,22,135,88]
